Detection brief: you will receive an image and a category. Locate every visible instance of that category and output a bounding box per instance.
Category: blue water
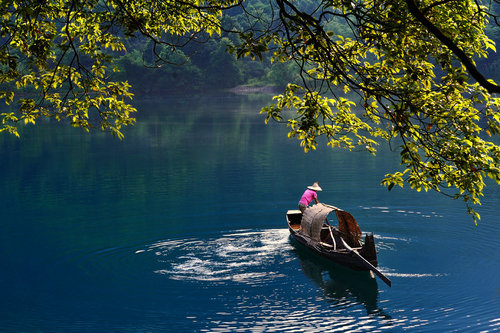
[0,93,499,332]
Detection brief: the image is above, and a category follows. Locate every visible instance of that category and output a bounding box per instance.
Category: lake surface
[1,93,499,332]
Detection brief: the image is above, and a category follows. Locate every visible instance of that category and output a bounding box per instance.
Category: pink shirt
[299,189,317,206]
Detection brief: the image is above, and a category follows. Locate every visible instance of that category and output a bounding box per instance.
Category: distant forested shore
[111,2,295,94]
[109,1,349,94]
[112,36,297,95]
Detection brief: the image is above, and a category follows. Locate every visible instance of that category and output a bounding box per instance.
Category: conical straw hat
[307,182,322,191]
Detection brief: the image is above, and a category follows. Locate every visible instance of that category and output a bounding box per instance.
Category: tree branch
[405,0,500,94]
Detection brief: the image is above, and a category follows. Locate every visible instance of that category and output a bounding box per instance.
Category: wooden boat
[287,203,391,287]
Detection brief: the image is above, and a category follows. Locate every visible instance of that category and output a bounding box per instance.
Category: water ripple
[127,228,499,332]
[137,229,292,285]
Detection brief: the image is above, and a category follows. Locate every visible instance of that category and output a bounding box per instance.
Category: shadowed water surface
[0,93,499,332]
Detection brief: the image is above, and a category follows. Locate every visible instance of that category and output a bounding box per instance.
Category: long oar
[324,219,392,287]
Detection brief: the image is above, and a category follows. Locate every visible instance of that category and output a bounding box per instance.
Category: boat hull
[287,210,378,271]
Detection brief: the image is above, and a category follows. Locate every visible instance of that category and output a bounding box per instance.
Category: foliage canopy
[0,0,240,138]
[2,0,500,221]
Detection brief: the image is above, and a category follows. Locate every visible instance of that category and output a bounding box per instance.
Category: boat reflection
[290,237,391,318]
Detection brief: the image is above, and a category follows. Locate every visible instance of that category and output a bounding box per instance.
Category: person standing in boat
[298,182,322,213]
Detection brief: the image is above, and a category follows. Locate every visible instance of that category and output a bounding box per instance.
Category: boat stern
[360,233,378,267]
